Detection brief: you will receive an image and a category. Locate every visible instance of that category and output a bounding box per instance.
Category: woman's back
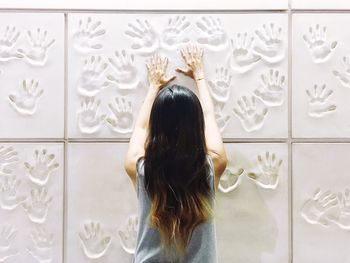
[134,155,218,263]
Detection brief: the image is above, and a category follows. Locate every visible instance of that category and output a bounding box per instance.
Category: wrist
[193,71,205,81]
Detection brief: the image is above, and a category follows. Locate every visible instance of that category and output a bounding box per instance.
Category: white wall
[0,1,349,263]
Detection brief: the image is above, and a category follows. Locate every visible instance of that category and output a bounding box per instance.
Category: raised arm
[176,44,227,188]
[124,54,175,186]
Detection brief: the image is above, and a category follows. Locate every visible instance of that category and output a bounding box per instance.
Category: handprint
[161,16,190,49]
[125,19,160,55]
[8,79,44,115]
[333,56,350,88]
[106,97,134,134]
[253,23,285,63]
[26,226,54,263]
[78,221,112,259]
[118,215,138,254]
[230,33,261,73]
[196,16,228,50]
[301,188,338,226]
[0,26,22,62]
[0,226,18,262]
[247,152,283,189]
[24,148,59,186]
[77,97,106,134]
[77,55,109,97]
[0,175,27,210]
[303,24,337,63]
[326,189,350,230]
[306,84,336,118]
[72,17,106,52]
[215,109,230,133]
[208,67,232,103]
[22,187,52,224]
[253,69,286,106]
[218,168,244,194]
[233,95,268,132]
[17,28,55,66]
[106,50,139,90]
[0,146,19,174]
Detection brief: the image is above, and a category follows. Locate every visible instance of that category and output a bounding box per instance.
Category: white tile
[0,13,64,138]
[216,143,289,263]
[292,143,350,263]
[66,143,137,262]
[292,0,350,10]
[292,14,350,138]
[68,13,288,139]
[0,143,64,263]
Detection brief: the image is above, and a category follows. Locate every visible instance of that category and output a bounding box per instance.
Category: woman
[124,43,227,263]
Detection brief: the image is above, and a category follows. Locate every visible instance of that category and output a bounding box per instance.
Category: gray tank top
[134,155,218,263]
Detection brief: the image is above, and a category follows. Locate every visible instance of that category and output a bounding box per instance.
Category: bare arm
[124,54,175,186]
[176,44,227,189]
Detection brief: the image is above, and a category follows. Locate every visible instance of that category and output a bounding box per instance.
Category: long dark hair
[144,84,213,258]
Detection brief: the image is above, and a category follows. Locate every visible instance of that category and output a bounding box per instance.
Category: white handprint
[78,221,112,259]
[17,28,55,66]
[0,226,18,262]
[253,69,286,106]
[0,146,19,175]
[306,84,336,118]
[208,67,232,103]
[0,175,27,210]
[26,226,54,263]
[125,19,160,55]
[247,152,283,189]
[301,188,338,226]
[24,148,59,186]
[333,56,350,88]
[253,23,285,63]
[8,79,44,115]
[106,97,134,134]
[214,108,230,133]
[0,26,22,62]
[196,16,228,50]
[218,168,244,194]
[230,33,261,73]
[326,189,350,230]
[72,17,106,52]
[303,24,337,63]
[77,55,109,97]
[106,50,139,90]
[233,95,268,132]
[118,215,138,254]
[161,16,190,49]
[22,187,52,224]
[77,97,106,134]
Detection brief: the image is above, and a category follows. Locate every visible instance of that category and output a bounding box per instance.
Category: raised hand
[125,19,159,55]
[161,16,190,48]
[78,221,112,259]
[18,28,55,66]
[0,26,22,62]
[247,151,283,189]
[24,148,59,186]
[253,69,286,106]
[233,95,268,132]
[146,53,175,90]
[8,79,44,116]
[218,167,244,193]
[77,55,109,97]
[22,187,52,224]
[333,56,350,88]
[303,24,337,63]
[106,97,134,134]
[106,50,139,90]
[77,97,106,134]
[118,214,138,254]
[230,32,261,73]
[73,17,106,52]
[306,84,337,118]
[253,23,285,63]
[0,175,27,210]
[176,43,204,80]
[208,67,232,103]
[196,16,228,49]
[301,188,338,226]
